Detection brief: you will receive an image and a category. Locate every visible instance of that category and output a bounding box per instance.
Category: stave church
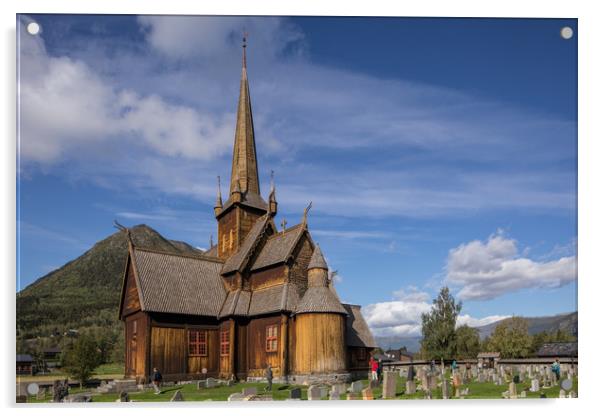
[118,38,376,384]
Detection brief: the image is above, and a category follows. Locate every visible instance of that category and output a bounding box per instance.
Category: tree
[530,329,576,355]
[487,317,532,358]
[420,287,462,360]
[62,334,102,388]
[455,325,481,359]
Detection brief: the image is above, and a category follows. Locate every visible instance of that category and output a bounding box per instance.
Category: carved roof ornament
[302,201,313,227]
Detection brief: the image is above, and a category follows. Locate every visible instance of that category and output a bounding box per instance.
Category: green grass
[25,371,578,402]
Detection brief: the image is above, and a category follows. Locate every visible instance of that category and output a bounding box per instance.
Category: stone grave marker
[242,387,257,396]
[119,391,130,402]
[228,392,245,401]
[405,380,416,395]
[530,379,540,392]
[361,387,373,400]
[382,371,397,399]
[559,389,566,398]
[349,381,363,393]
[170,390,184,401]
[508,382,517,399]
[319,386,328,398]
[205,378,218,388]
[332,383,346,395]
[329,390,340,400]
[441,380,450,399]
[369,379,379,389]
[307,385,321,400]
[289,387,302,399]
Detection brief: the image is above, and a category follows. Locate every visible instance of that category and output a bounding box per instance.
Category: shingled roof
[308,244,328,270]
[295,286,347,315]
[221,214,270,275]
[343,304,377,348]
[247,283,300,316]
[251,224,305,271]
[132,248,226,316]
[222,192,268,213]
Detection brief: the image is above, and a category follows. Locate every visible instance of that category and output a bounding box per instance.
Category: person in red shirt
[369,357,379,381]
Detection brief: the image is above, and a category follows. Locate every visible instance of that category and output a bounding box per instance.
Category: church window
[220,329,230,356]
[266,324,278,352]
[188,329,207,357]
[229,229,234,250]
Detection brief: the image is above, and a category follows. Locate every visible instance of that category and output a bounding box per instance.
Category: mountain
[374,312,578,353]
[476,312,578,339]
[16,224,203,339]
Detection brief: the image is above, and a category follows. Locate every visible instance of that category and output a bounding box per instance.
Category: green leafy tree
[420,287,462,360]
[530,329,576,355]
[62,334,102,388]
[487,317,532,358]
[455,325,481,359]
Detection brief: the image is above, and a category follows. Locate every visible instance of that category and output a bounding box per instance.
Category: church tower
[216,36,269,259]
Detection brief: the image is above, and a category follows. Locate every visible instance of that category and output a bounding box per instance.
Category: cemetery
[19,361,578,403]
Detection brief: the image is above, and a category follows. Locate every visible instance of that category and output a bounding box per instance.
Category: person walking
[377,358,383,381]
[265,364,273,392]
[152,367,163,394]
[370,356,378,381]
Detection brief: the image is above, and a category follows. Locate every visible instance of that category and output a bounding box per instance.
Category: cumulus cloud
[362,287,505,337]
[18,20,233,165]
[446,231,577,300]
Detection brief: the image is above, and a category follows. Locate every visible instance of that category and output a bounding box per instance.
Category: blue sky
[17,15,577,337]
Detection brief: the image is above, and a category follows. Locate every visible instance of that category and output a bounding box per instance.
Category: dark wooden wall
[347,347,372,371]
[122,261,141,317]
[293,313,347,374]
[287,235,312,292]
[250,265,285,290]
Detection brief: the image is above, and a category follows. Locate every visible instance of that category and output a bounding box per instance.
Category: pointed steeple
[268,170,277,216]
[230,34,260,196]
[214,176,223,217]
[308,244,328,270]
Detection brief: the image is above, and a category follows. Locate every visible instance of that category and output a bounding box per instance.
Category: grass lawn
[25,370,578,402]
[17,363,125,384]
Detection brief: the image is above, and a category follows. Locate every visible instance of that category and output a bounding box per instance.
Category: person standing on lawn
[152,367,163,394]
[369,356,378,381]
[551,358,561,382]
[265,364,273,392]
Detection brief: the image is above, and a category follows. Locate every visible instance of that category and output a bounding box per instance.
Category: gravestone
[205,378,218,388]
[427,374,438,391]
[242,387,257,396]
[170,390,184,401]
[226,379,235,387]
[508,382,517,399]
[382,371,397,399]
[329,390,340,400]
[369,379,379,389]
[361,387,374,400]
[405,380,416,395]
[568,391,577,398]
[319,386,328,399]
[349,381,363,393]
[332,383,346,395]
[455,388,461,398]
[36,387,46,401]
[307,385,321,400]
[289,387,302,399]
[520,390,527,398]
[559,389,566,398]
[477,373,485,383]
[119,391,129,402]
[441,380,450,399]
[530,379,540,392]
[228,393,245,401]
[346,392,360,400]
[452,373,462,387]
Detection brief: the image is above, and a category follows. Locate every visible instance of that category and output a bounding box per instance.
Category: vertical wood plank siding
[293,313,346,374]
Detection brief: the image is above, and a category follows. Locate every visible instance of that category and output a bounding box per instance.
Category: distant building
[536,342,577,358]
[477,352,500,368]
[384,348,414,362]
[16,354,34,375]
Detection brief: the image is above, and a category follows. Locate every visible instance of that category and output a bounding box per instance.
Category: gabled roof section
[250,223,305,271]
[221,214,271,275]
[247,283,300,316]
[132,247,226,317]
[218,289,251,318]
[343,304,377,348]
[295,286,347,315]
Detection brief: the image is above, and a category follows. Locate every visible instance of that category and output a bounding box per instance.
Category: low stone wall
[248,373,352,385]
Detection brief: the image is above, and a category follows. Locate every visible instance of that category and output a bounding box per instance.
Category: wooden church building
[118,39,376,384]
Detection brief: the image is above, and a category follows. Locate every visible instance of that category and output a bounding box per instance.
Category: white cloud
[446,231,577,300]
[18,20,233,165]
[363,286,513,337]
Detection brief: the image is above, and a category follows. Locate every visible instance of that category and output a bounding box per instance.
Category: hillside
[476,312,578,339]
[16,224,202,340]
[375,312,578,353]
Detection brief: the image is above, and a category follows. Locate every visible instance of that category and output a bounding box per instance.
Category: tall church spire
[230,33,260,196]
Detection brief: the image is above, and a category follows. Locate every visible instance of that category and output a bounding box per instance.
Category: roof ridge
[267,222,303,239]
[133,246,224,263]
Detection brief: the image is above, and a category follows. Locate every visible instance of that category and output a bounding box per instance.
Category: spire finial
[242,31,248,69]
[216,175,223,206]
[270,170,275,193]
[210,234,214,248]
[302,201,313,226]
